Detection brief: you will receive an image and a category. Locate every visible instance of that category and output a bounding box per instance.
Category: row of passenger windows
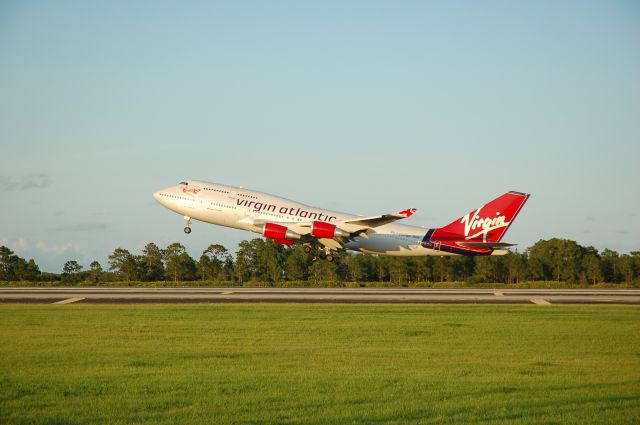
[204,187,230,194]
[237,193,258,199]
[200,187,257,199]
[159,193,194,202]
[209,202,236,209]
[262,211,288,219]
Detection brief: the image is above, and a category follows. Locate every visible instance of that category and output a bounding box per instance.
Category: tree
[354,254,379,282]
[13,257,41,282]
[448,256,475,282]
[433,257,448,282]
[0,246,17,281]
[88,261,103,283]
[526,239,586,283]
[62,260,83,283]
[376,256,390,282]
[601,249,622,283]
[389,257,408,284]
[62,260,82,275]
[340,252,362,282]
[285,245,310,281]
[164,243,196,281]
[0,246,41,282]
[308,258,337,283]
[505,251,527,284]
[415,257,433,282]
[141,243,165,281]
[178,252,197,281]
[199,244,228,281]
[20,259,41,281]
[628,251,640,283]
[472,257,492,283]
[583,254,602,285]
[255,239,285,283]
[234,240,258,282]
[222,255,235,281]
[108,248,139,281]
[619,253,638,284]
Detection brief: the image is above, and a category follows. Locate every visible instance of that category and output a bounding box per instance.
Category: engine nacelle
[311,221,349,239]
[262,223,301,242]
[273,239,294,246]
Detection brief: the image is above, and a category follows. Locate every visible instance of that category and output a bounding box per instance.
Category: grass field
[1,304,639,424]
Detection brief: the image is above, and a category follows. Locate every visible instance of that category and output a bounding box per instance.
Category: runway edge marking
[53,297,85,305]
[529,298,551,305]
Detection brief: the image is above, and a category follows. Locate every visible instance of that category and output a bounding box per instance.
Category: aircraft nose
[153,191,161,202]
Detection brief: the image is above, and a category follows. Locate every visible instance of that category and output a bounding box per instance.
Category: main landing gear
[304,245,334,262]
[183,216,192,234]
[320,251,334,262]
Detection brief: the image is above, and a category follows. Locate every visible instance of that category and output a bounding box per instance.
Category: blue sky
[1,1,639,272]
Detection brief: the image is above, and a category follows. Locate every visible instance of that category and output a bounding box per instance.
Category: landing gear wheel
[304,245,312,254]
[183,216,192,234]
[325,254,334,262]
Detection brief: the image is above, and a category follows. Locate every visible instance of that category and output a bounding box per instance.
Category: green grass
[1,304,639,424]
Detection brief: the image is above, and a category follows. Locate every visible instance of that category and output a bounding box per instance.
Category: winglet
[397,208,417,217]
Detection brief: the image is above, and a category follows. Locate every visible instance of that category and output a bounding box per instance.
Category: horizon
[1,227,634,275]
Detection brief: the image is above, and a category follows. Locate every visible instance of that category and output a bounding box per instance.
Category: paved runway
[1,287,639,304]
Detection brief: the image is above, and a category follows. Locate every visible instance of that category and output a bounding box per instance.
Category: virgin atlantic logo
[182,187,201,195]
[461,207,509,239]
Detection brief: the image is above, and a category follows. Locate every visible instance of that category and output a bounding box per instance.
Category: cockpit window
[179,181,188,185]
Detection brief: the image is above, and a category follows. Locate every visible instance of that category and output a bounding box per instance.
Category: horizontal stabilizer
[456,241,516,249]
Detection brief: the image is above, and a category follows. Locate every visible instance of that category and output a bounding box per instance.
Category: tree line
[1,238,639,285]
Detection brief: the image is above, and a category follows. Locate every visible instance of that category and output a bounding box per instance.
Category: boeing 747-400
[154,181,529,262]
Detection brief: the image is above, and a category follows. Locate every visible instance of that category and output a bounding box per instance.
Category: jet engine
[262,223,301,245]
[310,221,349,239]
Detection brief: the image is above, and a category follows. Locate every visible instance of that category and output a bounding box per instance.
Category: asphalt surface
[1,287,639,304]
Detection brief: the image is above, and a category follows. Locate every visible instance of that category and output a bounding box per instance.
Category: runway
[1,287,639,304]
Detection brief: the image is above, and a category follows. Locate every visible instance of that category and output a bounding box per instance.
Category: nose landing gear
[183,216,192,234]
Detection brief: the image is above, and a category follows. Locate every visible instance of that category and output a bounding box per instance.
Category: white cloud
[35,240,78,254]
[0,237,29,253]
[51,222,109,232]
[14,238,29,252]
[0,174,51,191]
[0,237,82,271]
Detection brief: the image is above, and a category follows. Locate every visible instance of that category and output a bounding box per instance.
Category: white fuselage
[153,180,454,256]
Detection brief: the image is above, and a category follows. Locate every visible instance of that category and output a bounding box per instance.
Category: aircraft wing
[338,208,417,232]
[249,208,417,233]
[247,208,417,251]
[311,209,415,251]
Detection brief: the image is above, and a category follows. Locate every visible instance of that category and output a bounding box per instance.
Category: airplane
[153,181,530,262]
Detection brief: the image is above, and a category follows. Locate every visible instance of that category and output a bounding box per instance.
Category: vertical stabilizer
[432,191,530,244]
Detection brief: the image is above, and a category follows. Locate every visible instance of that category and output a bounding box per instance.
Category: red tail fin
[433,191,530,243]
